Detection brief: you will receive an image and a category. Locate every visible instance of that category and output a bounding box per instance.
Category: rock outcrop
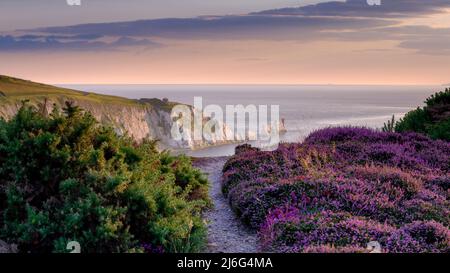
[0,95,239,150]
[0,75,286,151]
[0,76,245,150]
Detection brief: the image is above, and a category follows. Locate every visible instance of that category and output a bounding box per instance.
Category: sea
[61,84,440,157]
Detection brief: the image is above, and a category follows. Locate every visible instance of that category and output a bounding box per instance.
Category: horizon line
[55,83,447,87]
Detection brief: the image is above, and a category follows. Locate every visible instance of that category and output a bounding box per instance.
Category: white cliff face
[0,97,238,151]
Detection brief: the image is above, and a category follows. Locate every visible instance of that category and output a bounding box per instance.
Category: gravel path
[194,157,258,253]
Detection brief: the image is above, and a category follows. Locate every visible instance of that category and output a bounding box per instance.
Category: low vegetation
[223,127,449,253]
[0,75,138,106]
[0,102,210,253]
[385,88,450,141]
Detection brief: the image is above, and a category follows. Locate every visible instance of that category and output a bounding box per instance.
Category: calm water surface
[61,85,438,157]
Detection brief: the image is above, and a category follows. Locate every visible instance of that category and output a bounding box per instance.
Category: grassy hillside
[0,75,200,149]
[0,75,141,107]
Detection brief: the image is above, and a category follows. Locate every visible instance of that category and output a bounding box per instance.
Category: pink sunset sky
[0,0,449,85]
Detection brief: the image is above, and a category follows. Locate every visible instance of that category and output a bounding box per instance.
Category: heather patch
[386,221,450,253]
[223,127,450,253]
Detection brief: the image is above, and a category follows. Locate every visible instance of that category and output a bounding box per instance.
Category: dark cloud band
[1,0,449,54]
[255,0,450,18]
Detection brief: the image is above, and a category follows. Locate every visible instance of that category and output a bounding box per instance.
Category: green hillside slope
[0,75,139,106]
[0,75,237,150]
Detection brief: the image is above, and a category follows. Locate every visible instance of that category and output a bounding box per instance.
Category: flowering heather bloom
[386,221,450,253]
[227,179,279,227]
[305,127,395,145]
[401,193,450,227]
[258,205,302,251]
[348,165,422,196]
[224,127,450,253]
[141,243,165,253]
[425,176,450,196]
[302,245,370,253]
[259,209,395,253]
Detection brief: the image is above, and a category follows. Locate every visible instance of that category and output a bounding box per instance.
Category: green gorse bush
[0,102,210,253]
[394,88,450,140]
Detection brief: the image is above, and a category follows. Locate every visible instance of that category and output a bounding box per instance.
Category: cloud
[32,15,395,40]
[399,36,450,55]
[1,0,449,55]
[17,34,104,41]
[255,0,450,18]
[333,25,450,55]
[0,34,161,51]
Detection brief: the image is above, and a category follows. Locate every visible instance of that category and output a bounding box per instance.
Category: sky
[0,0,324,31]
[0,0,449,85]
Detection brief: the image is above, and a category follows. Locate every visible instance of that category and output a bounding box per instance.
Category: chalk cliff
[0,75,238,150]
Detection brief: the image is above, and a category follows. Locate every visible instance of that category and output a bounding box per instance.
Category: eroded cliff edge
[0,75,236,150]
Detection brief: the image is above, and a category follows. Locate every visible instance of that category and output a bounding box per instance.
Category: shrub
[425,88,450,108]
[395,89,450,141]
[395,108,429,134]
[224,127,449,253]
[349,165,422,196]
[259,208,395,253]
[386,221,450,253]
[302,245,370,253]
[428,119,450,141]
[382,115,396,133]
[0,102,209,253]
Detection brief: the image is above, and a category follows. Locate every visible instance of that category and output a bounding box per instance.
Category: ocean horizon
[60,84,438,157]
